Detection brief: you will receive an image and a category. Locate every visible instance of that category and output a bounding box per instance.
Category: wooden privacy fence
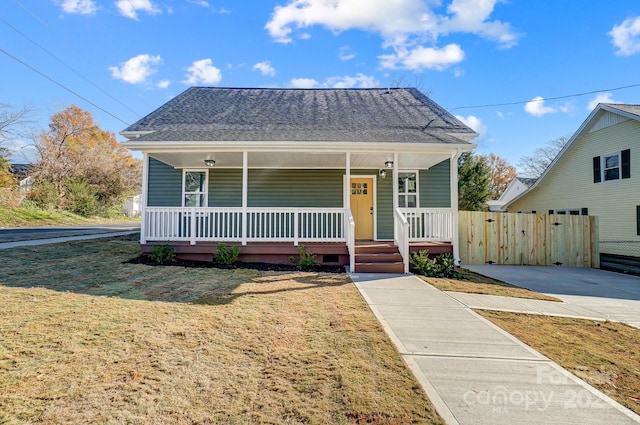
[458,211,599,268]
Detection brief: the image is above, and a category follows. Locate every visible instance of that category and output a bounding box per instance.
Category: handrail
[397,207,453,241]
[394,208,410,274]
[345,207,355,273]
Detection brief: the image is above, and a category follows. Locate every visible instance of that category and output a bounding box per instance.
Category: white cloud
[265,0,518,70]
[326,73,379,88]
[109,54,161,84]
[455,114,487,139]
[183,59,222,85]
[252,61,276,77]
[339,46,356,61]
[587,93,621,110]
[115,0,160,20]
[379,43,464,70]
[187,0,210,7]
[156,79,170,89]
[288,74,379,88]
[609,16,640,56]
[60,0,97,15]
[289,78,320,88]
[524,96,557,117]
[439,0,518,48]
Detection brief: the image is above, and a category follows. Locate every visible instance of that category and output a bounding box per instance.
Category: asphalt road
[0,223,140,243]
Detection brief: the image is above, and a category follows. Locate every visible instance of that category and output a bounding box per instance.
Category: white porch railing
[143,207,347,245]
[398,208,453,242]
[394,208,410,274]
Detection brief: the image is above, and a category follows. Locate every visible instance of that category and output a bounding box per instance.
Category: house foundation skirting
[141,241,453,267]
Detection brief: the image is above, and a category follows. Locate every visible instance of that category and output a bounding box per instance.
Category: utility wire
[448,82,640,111]
[0,48,130,126]
[0,17,142,118]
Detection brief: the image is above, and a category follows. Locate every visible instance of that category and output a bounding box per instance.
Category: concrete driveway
[464,265,640,328]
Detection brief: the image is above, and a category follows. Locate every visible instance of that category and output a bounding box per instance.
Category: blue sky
[3,0,640,171]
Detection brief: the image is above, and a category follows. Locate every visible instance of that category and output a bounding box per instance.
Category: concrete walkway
[0,231,137,250]
[350,273,640,425]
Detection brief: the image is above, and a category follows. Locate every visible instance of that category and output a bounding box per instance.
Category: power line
[0,48,130,126]
[448,82,640,111]
[0,17,142,119]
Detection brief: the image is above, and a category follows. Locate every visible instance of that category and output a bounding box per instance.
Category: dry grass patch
[420,268,560,301]
[478,310,640,414]
[0,236,443,424]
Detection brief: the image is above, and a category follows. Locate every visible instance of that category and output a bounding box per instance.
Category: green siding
[248,169,343,207]
[147,158,181,207]
[420,159,451,208]
[375,172,394,239]
[209,169,242,207]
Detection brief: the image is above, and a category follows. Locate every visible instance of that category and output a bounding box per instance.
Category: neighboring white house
[505,103,640,259]
[121,194,141,217]
[10,164,33,192]
[487,177,537,212]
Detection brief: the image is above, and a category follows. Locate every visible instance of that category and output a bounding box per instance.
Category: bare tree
[386,74,432,96]
[517,135,571,178]
[0,105,31,188]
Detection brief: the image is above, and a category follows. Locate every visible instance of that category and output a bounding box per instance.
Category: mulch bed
[125,255,346,273]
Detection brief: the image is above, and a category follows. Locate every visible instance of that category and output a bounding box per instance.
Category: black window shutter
[637,206,640,235]
[622,149,631,179]
[581,207,588,216]
[593,156,601,183]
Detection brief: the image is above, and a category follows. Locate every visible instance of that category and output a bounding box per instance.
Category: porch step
[354,242,405,274]
[354,262,405,274]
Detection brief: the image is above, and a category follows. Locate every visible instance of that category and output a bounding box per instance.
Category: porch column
[345,152,351,210]
[140,152,149,244]
[242,151,248,245]
[392,153,399,210]
[451,149,461,265]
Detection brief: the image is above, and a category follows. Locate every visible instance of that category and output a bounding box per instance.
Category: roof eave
[120,139,476,154]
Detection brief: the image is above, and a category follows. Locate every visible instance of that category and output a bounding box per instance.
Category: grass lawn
[419,268,561,301]
[478,310,640,415]
[0,206,140,228]
[0,235,443,424]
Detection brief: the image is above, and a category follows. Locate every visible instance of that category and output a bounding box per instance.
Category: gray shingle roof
[122,87,476,144]
[516,177,537,187]
[604,103,640,118]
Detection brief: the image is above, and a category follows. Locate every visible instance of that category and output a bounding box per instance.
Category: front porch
[141,206,455,272]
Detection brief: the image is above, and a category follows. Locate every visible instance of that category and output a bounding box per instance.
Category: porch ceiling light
[384,161,393,168]
[204,159,216,167]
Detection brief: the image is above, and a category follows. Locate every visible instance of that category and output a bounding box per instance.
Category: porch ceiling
[149,151,452,170]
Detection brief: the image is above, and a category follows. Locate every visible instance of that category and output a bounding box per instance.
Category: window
[183,170,207,207]
[548,208,588,215]
[637,206,640,236]
[397,172,418,207]
[603,153,620,181]
[593,149,630,183]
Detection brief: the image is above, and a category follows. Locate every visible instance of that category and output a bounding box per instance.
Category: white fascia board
[121,140,476,155]
[120,131,155,140]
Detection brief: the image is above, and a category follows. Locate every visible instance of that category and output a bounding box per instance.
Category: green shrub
[289,245,318,270]
[27,180,59,210]
[410,250,460,278]
[66,179,101,217]
[149,244,176,264]
[214,242,240,265]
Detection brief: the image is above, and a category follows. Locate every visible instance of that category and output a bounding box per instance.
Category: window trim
[397,170,419,208]
[182,169,209,207]
[601,151,621,182]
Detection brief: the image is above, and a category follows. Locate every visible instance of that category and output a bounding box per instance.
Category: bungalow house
[505,103,640,262]
[487,176,537,212]
[120,87,477,273]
